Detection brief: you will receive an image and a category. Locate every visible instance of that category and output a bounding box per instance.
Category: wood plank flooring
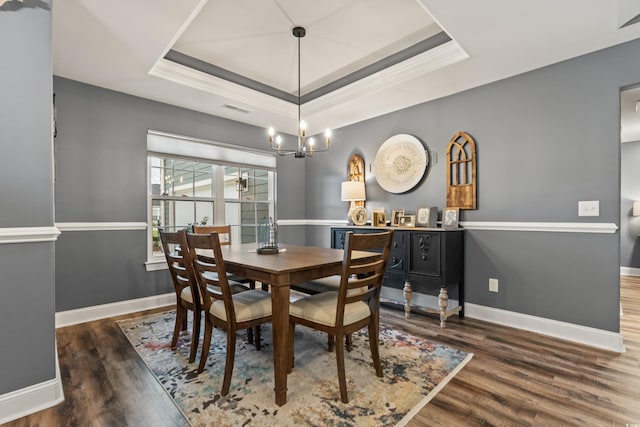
[6,276,640,426]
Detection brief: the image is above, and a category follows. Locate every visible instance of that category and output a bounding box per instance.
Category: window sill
[145,260,167,272]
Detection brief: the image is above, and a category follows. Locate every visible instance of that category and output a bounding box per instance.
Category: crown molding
[303,39,469,117]
[149,58,296,118]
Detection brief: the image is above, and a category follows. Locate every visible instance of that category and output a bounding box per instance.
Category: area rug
[117,310,472,427]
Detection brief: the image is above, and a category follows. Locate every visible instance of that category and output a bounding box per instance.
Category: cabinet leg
[403,281,412,319]
[438,287,448,328]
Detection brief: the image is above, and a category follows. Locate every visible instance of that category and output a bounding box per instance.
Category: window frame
[145,130,276,271]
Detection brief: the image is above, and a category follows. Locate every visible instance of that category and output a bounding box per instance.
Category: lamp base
[347,207,355,225]
[257,246,280,254]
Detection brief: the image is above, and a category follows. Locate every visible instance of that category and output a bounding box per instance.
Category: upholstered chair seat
[210,289,272,322]
[290,292,371,327]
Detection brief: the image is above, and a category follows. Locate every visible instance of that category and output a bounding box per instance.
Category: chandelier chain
[267,26,332,158]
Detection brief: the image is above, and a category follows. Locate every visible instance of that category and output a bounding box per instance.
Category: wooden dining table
[218,242,377,406]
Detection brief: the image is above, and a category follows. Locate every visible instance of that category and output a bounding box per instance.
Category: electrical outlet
[578,200,599,217]
[489,278,499,292]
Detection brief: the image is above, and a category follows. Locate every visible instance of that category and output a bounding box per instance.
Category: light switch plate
[578,200,599,217]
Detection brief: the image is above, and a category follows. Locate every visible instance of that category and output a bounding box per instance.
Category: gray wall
[621,140,640,267]
[52,33,640,334]
[305,39,640,333]
[53,77,306,311]
[0,2,56,394]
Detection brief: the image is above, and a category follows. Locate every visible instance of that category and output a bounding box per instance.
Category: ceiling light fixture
[268,26,332,158]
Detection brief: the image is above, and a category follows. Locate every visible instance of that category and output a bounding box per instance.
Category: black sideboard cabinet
[331,226,464,327]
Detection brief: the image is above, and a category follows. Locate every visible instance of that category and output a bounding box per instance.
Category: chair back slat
[159,230,200,307]
[185,232,237,325]
[192,225,232,245]
[336,231,394,323]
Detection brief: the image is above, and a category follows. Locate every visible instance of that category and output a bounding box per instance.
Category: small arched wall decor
[446,131,477,209]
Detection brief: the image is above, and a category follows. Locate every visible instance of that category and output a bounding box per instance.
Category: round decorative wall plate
[373,134,428,194]
[349,206,368,226]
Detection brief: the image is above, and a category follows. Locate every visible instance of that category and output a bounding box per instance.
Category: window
[149,156,216,256]
[223,166,273,245]
[146,131,276,268]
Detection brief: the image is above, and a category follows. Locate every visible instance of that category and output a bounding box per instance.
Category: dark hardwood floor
[7,277,640,426]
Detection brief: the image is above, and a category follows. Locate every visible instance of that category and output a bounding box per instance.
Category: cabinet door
[407,273,442,296]
[383,271,406,290]
[408,232,440,277]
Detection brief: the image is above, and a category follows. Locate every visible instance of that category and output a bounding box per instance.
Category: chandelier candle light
[268,26,332,158]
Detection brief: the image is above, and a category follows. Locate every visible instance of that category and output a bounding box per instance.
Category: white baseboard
[55,293,175,328]
[620,266,640,277]
[465,303,625,353]
[0,340,64,424]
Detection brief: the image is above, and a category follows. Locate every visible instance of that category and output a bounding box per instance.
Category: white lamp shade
[341,181,366,201]
[633,201,640,216]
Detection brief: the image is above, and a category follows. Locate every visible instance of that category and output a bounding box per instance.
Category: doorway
[620,86,640,276]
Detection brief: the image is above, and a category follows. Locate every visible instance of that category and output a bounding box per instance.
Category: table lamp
[341,181,366,213]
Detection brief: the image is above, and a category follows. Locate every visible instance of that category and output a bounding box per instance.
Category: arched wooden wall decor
[347,154,365,208]
[446,131,477,209]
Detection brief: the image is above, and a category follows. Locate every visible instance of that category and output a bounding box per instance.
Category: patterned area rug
[117,311,472,427]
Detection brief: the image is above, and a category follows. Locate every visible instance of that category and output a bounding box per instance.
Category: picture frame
[349,206,368,226]
[398,215,416,228]
[373,210,387,227]
[443,207,459,228]
[391,209,404,227]
[427,206,439,228]
[416,207,430,227]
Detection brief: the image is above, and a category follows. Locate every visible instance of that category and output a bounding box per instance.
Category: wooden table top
[197,243,376,286]
[221,243,342,271]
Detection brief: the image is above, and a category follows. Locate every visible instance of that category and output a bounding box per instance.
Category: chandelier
[268,26,332,158]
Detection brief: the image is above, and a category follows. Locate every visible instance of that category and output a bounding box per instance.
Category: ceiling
[53,0,640,138]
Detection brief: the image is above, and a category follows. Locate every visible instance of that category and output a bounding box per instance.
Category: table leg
[271,285,290,406]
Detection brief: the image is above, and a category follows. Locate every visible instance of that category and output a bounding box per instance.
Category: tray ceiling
[53,0,640,136]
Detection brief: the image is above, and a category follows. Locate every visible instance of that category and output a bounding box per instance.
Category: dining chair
[193,225,261,290]
[288,230,393,403]
[185,232,273,395]
[291,275,363,352]
[192,224,263,345]
[159,229,202,363]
